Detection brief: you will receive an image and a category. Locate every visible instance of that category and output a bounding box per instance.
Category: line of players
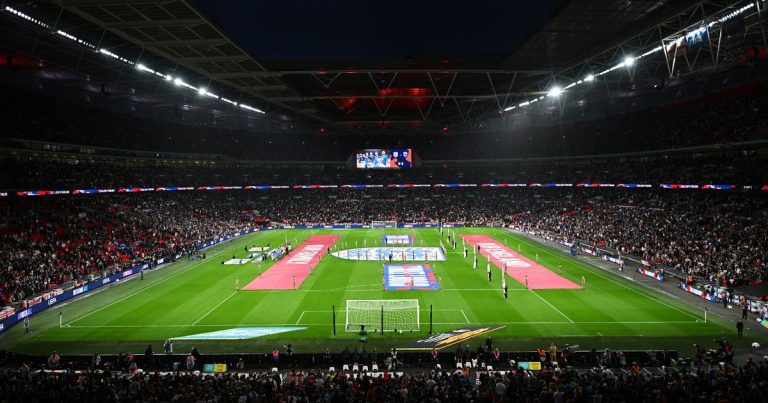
[443,231,586,300]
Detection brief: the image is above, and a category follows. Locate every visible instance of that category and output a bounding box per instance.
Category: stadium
[0,0,767,401]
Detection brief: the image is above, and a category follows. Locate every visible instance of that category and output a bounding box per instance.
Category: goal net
[345,299,419,332]
[371,220,398,229]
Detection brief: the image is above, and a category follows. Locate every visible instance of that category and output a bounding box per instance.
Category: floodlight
[624,56,635,67]
[164,74,173,81]
[198,87,207,96]
[547,87,562,97]
[584,74,595,82]
[173,78,183,86]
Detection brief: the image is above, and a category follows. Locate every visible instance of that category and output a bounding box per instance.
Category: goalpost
[345,299,419,332]
[371,220,398,229]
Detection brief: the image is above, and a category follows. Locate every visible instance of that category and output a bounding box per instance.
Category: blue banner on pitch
[331,247,446,261]
[176,327,306,340]
[384,264,440,290]
[382,234,413,245]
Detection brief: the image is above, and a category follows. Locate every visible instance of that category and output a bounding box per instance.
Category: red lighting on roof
[374,88,432,110]
[379,87,432,97]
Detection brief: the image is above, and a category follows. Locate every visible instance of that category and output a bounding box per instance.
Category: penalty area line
[295,311,306,325]
[191,291,238,326]
[530,289,575,323]
[460,309,470,324]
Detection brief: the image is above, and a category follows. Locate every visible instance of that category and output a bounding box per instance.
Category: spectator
[47,351,60,369]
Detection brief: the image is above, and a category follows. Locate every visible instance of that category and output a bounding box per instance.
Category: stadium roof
[0,0,764,129]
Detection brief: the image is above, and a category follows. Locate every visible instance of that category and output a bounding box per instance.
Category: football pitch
[1,227,758,355]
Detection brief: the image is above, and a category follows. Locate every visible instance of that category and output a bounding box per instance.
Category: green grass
[2,227,763,356]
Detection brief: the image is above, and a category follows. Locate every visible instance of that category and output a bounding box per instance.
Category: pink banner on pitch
[242,235,339,290]
[462,235,581,289]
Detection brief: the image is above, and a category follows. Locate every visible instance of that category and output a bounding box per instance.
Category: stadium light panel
[584,74,595,82]
[198,87,207,96]
[547,87,562,97]
[503,105,516,112]
[624,56,635,67]
[239,104,266,114]
[173,78,183,86]
[3,6,50,29]
[640,46,662,58]
[136,64,156,75]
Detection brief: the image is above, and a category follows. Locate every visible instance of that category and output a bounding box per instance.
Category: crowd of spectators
[1,150,767,190]
[0,194,255,305]
[0,357,766,402]
[508,190,768,287]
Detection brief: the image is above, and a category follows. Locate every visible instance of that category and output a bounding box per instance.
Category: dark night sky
[193,0,568,62]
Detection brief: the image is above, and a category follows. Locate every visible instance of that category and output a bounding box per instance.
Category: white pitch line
[530,289,575,323]
[192,291,238,326]
[67,234,257,326]
[330,283,382,291]
[65,320,700,329]
[250,288,529,293]
[441,288,528,291]
[514,236,702,321]
[460,309,470,324]
[295,311,306,325]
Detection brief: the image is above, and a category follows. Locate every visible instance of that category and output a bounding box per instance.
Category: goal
[371,220,398,229]
[345,299,419,332]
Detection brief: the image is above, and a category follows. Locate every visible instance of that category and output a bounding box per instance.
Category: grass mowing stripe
[529,290,575,323]
[67,320,699,328]
[67,233,261,326]
[509,232,702,321]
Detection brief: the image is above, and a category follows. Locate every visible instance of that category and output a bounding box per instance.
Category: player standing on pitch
[503,281,508,300]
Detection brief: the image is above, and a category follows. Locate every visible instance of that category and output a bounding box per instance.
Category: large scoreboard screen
[355,149,412,169]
